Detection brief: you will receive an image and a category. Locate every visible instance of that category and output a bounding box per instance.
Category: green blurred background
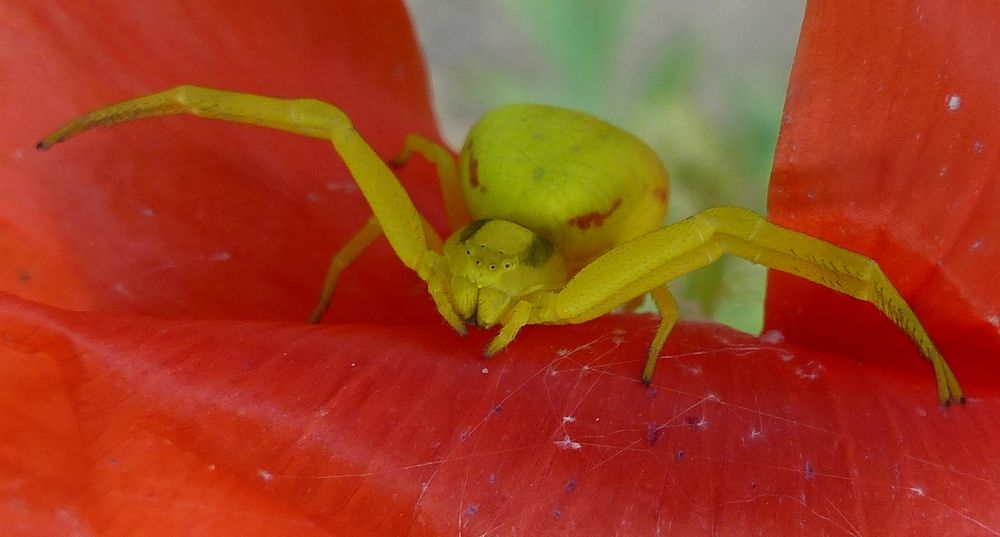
[404,0,806,334]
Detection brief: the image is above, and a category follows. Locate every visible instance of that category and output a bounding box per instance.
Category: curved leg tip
[939,393,966,407]
[641,354,658,386]
[307,306,326,324]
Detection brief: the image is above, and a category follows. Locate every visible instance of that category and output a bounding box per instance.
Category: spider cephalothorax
[38,85,965,404]
[443,219,566,328]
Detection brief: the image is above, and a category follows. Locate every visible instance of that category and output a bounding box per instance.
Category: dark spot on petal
[676,450,686,461]
[685,415,702,431]
[805,461,816,480]
[646,423,662,446]
[567,198,623,230]
[565,478,578,493]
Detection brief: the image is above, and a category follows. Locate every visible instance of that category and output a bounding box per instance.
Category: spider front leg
[544,206,963,405]
[39,85,467,333]
[311,133,467,322]
[310,132,472,322]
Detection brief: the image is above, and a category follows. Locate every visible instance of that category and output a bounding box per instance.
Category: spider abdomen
[458,104,669,273]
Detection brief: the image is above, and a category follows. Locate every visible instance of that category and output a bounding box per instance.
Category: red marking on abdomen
[468,155,480,189]
[653,186,668,204]
[568,198,623,230]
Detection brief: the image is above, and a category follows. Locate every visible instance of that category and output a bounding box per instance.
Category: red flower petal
[5,296,1000,535]
[766,1,1000,383]
[2,1,999,535]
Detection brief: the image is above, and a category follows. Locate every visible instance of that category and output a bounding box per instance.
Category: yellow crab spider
[38,85,964,405]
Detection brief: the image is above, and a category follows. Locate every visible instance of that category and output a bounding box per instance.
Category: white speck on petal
[481,367,489,374]
[946,94,961,111]
[140,207,155,217]
[258,469,274,481]
[325,181,358,192]
[562,416,576,424]
[113,282,136,300]
[760,329,785,344]
[683,364,703,376]
[989,314,1000,330]
[795,361,825,380]
[554,435,582,450]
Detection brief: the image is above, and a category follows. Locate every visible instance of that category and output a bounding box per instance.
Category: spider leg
[39,85,431,272]
[391,134,471,230]
[547,206,962,404]
[309,215,383,323]
[309,135,467,322]
[424,257,467,336]
[308,214,444,323]
[642,286,680,384]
